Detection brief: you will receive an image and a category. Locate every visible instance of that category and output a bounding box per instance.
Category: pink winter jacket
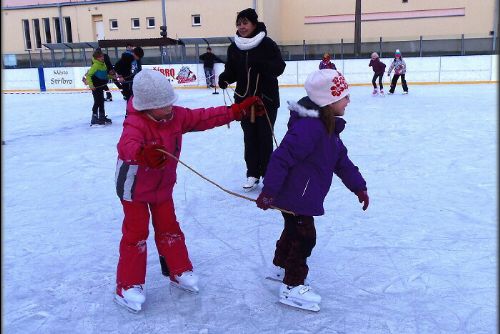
[115,98,236,203]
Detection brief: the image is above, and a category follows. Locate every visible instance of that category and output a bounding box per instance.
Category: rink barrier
[1,80,497,94]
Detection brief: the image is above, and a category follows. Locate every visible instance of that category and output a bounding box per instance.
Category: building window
[192,14,201,26]
[32,19,42,48]
[402,0,408,2]
[53,17,62,43]
[131,18,140,29]
[43,18,51,43]
[22,19,32,50]
[64,17,73,42]
[110,19,118,30]
[147,17,155,28]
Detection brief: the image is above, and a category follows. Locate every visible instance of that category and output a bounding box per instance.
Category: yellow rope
[157,149,295,215]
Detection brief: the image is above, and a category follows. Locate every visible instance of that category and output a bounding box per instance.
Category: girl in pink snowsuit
[114,69,263,312]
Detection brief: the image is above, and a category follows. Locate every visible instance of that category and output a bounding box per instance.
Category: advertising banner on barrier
[44,67,75,89]
[144,65,199,87]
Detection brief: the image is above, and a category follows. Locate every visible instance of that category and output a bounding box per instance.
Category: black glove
[218,73,229,89]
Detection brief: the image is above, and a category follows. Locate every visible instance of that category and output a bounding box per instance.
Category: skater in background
[387,49,408,94]
[256,69,369,312]
[114,69,265,312]
[86,49,113,125]
[369,52,386,95]
[114,46,144,102]
[199,46,224,88]
[318,53,336,70]
[218,7,286,192]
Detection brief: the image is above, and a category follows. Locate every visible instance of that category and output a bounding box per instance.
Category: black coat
[114,52,142,78]
[220,23,286,109]
[199,52,223,69]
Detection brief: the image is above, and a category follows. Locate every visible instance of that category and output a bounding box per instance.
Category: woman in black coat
[218,8,286,191]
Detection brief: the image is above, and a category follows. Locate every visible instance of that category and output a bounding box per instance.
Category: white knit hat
[304,69,350,107]
[132,69,178,111]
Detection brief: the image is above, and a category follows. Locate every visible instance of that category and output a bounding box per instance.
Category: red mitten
[231,96,266,121]
[136,144,168,169]
[356,190,369,211]
[256,192,274,210]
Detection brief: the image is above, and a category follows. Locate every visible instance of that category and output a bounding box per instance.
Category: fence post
[28,50,32,68]
[379,37,383,57]
[40,49,44,67]
[302,40,306,60]
[114,47,119,59]
[461,34,465,55]
[83,48,87,66]
[51,49,55,67]
[38,65,46,92]
[419,35,423,57]
[340,39,344,60]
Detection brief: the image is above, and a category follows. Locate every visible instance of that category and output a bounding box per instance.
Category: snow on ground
[2,83,498,334]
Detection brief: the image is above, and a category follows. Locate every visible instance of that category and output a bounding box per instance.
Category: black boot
[105,92,113,101]
[159,255,170,277]
[91,114,104,125]
[99,114,112,124]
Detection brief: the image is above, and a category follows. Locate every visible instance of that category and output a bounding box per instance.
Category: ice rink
[2,83,498,333]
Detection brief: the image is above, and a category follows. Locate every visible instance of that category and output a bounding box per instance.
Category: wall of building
[1,0,496,54]
[2,55,497,92]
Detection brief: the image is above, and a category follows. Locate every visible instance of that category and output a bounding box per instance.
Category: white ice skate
[243,177,259,192]
[372,88,378,96]
[402,91,408,95]
[279,283,321,312]
[170,271,199,293]
[114,284,145,313]
[266,265,285,282]
[379,89,385,97]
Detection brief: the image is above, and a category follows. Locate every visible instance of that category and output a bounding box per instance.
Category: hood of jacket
[287,96,346,134]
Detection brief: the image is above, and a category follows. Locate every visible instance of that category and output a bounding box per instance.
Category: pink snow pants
[116,199,193,288]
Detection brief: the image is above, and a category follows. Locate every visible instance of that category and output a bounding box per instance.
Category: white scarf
[234,31,266,51]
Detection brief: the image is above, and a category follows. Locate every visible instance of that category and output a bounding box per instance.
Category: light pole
[354,0,361,57]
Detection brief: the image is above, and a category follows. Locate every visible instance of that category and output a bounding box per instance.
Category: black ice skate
[90,114,105,126]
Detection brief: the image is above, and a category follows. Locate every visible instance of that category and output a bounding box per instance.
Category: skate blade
[170,281,199,294]
[243,184,259,192]
[279,297,320,312]
[265,275,283,282]
[114,295,142,313]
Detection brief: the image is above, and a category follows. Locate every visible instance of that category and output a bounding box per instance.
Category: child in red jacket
[114,69,263,312]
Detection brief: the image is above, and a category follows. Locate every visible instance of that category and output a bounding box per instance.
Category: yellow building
[1,0,498,55]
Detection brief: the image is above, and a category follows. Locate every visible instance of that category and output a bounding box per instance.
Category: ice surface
[2,84,497,333]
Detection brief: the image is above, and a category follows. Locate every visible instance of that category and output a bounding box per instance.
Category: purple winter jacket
[369,58,386,74]
[262,97,367,216]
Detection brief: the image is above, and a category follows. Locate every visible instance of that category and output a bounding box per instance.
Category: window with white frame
[147,17,155,28]
[64,17,73,42]
[110,19,118,30]
[53,17,62,43]
[192,14,201,26]
[131,18,140,29]
[43,18,51,43]
[22,19,32,50]
[32,19,42,48]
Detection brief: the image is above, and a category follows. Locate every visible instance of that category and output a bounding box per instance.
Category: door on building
[93,15,104,41]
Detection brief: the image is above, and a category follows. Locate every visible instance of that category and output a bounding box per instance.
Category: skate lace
[298,286,311,294]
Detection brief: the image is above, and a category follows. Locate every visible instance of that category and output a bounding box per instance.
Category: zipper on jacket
[302,178,310,197]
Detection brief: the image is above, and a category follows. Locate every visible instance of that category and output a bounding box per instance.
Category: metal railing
[2,34,499,69]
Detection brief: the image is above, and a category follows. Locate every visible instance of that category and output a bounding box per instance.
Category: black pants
[122,81,133,101]
[273,213,316,286]
[389,74,408,93]
[91,87,105,117]
[240,106,277,179]
[372,73,384,89]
